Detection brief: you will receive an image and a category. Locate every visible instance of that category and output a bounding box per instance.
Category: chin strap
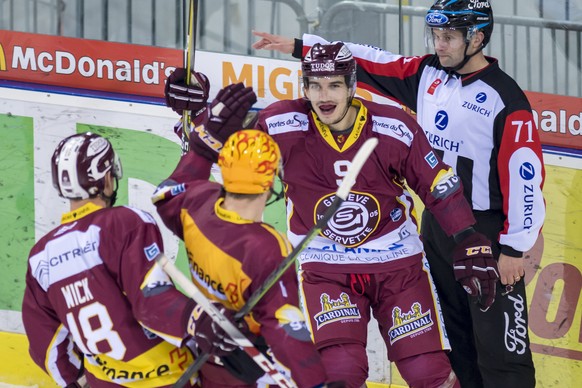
[100,177,119,207]
[266,174,285,207]
[443,42,485,76]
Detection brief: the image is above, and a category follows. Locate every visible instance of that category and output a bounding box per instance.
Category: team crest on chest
[388,302,434,345]
[313,292,361,329]
[314,191,380,247]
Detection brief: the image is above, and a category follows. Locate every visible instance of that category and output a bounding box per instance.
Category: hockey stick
[181,0,198,142]
[235,137,379,320]
[157,254,296,388]
[174,137,379,384]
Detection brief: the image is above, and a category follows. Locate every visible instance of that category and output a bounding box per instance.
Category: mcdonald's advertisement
[0,30,581,387]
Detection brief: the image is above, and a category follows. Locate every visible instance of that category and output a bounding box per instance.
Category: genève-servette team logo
[314,190,380,247]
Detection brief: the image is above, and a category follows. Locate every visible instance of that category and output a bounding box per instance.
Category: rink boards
[0,81,581,387]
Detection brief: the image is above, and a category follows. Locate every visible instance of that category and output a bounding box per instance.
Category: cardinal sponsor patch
[388,302,434,345]
[313,292,361,329]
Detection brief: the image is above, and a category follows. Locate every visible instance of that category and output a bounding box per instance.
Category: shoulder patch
[125,206,158,225]
[30,226,103,291]
[425,151,438,168]
[265,112,309,135]
[143,242,161,261]
[152,181,186,205]
[371,116,414,146]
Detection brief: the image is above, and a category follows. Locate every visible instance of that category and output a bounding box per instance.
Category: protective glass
[424,26,473,51]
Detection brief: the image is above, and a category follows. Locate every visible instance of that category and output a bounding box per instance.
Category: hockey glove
[189,82,258,162]
[186,303,240,357]
[165,68,210,116]
[220,338,269,384]
[452,231,499,312]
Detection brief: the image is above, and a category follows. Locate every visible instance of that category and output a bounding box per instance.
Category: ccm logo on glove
[192,124,223,153]
[464,245,492,256]
[452,231,499,312]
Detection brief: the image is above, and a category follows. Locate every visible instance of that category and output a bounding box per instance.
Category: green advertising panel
[0,114,34,311]
[0,115,288,312]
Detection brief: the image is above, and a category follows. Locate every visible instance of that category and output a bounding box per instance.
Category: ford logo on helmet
[425,13,449,26]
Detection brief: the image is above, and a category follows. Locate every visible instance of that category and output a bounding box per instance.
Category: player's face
[431,28,467,68]
[304,76,351,126]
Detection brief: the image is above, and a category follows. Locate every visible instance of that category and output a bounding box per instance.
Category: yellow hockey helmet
[218,129,281,194]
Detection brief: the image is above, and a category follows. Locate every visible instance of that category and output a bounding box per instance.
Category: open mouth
[318,104,336,115]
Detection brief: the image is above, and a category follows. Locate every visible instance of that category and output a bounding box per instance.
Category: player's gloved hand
[165,67,210,116]
[189,82,258,162]
[187,303,240,357]
[452,231,499,312]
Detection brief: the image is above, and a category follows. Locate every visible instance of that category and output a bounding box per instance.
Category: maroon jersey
[153,151,328,387]
[257,98,476,274]
[301,34,545,255]
[22,204,196,387]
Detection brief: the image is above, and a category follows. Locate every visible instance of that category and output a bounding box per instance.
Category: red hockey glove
[452,231,499,312]
[186,303,241,357]
[165,68,210,116]
[189,82,257,162]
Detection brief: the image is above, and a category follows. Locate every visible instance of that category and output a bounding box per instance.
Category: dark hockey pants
[421,210,536,388]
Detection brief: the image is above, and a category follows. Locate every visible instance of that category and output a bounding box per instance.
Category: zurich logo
[519,162,535,180]
[434,110,449,130]
[425,13,449,26]
[476,92,487,103]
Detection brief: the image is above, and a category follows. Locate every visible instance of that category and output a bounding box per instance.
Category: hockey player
[165,43,499,387]
[154,83,332,387]
[22,132,237,387]
[251,0,545,387]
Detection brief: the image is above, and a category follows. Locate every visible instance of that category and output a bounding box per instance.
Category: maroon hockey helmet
[51,132,122,200]
[302,42,357,88]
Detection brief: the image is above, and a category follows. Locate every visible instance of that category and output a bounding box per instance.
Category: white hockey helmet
[51,132,122,200]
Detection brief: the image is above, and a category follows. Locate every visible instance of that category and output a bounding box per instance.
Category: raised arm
[251,30,295,54]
